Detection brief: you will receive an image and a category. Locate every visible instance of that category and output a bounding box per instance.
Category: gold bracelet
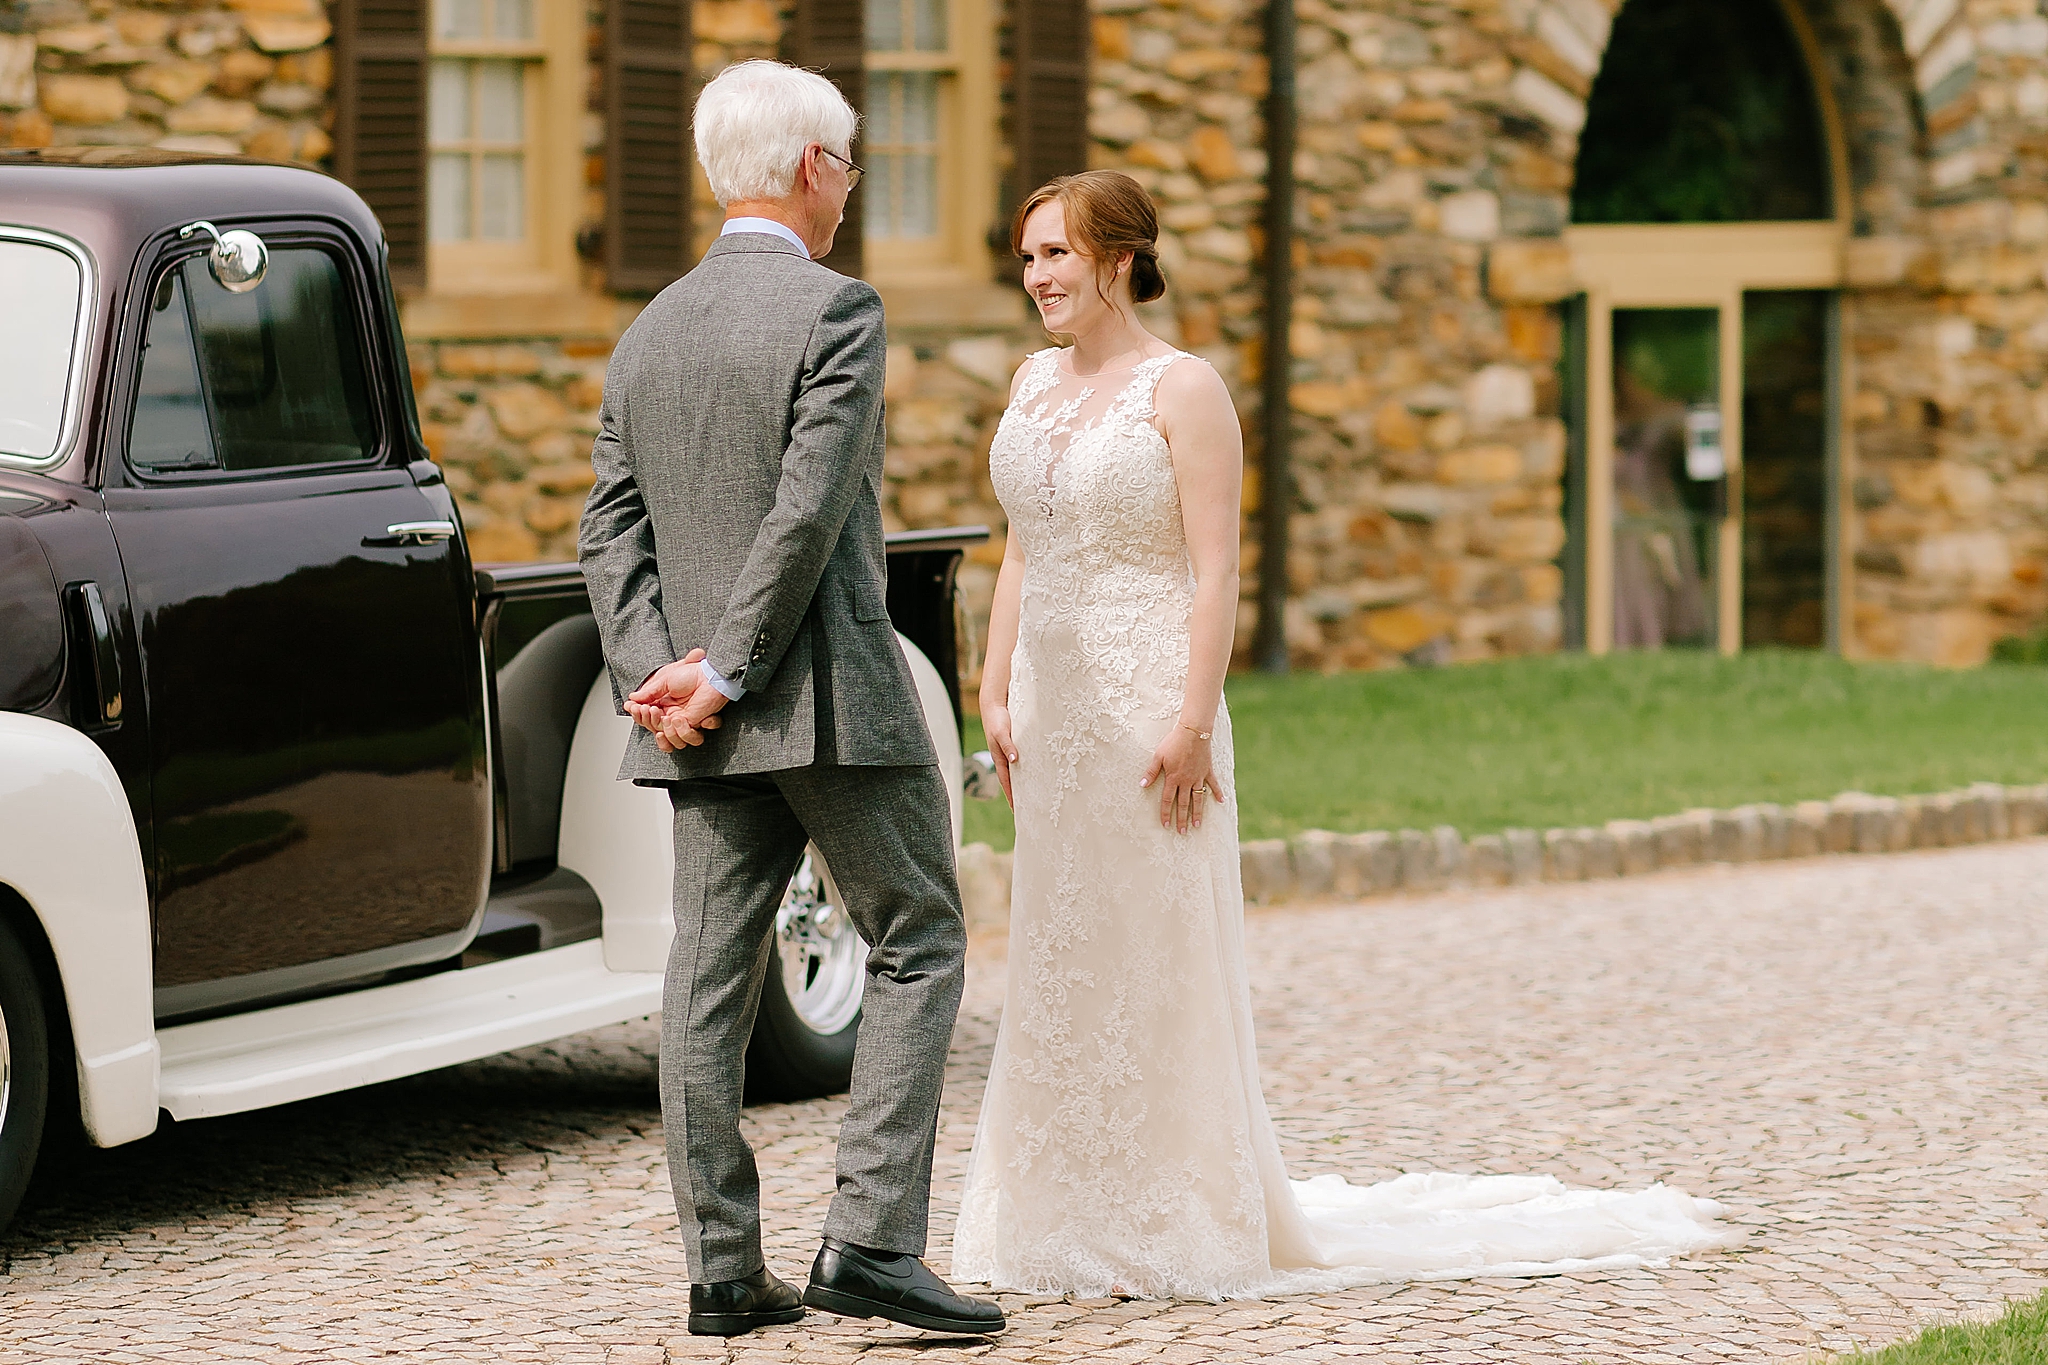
[1178,720,1212,741]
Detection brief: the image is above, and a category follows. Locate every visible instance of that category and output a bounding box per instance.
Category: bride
[951,170,1735,1300]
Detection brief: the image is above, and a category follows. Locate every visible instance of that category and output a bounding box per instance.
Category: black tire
[745,958,860,1103]
[745,848,864,1103]
[0,915,51,1233]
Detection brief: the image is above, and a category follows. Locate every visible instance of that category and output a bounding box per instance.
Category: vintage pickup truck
[0,147,987,1232]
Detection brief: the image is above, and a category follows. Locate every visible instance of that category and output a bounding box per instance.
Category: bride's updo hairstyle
[1010,170,1168,306]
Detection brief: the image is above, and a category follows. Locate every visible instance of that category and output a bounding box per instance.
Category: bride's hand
[981,699,1018,808]
[1141,726,1225,834]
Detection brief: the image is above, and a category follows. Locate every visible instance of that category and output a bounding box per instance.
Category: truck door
[102,230,490,1020]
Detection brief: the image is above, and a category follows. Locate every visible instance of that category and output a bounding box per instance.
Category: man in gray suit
[577,60,1003,1339]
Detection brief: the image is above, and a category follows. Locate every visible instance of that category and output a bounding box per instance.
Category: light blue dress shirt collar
[721,216,811,258]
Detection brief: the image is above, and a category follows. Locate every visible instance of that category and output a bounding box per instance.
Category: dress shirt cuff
[700,658,745,701]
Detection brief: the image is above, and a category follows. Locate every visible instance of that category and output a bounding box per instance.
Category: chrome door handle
[64,581,123,727]
[363,520,457,547]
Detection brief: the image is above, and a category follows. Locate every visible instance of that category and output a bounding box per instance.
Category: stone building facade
[7,0,2048,669]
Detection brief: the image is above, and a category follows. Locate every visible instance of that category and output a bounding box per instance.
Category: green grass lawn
[961,650,2048,851]
[1828,1290,2048,1363]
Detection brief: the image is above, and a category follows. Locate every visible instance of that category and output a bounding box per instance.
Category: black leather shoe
[688,1267,805,1336]
[803,1237,1006,1335]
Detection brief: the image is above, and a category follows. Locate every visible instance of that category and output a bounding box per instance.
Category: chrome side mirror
[178,220,268,293]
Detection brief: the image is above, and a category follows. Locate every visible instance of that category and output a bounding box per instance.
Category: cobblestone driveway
[6,842,2047,1363]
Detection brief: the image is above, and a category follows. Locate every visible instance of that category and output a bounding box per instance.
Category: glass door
[1611,308,1723,650]
[1741,290,1832,648]
[1565,226,1845,657]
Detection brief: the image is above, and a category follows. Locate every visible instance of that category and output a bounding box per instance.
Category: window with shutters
[858,0,1008,321]
[419,0,584,304]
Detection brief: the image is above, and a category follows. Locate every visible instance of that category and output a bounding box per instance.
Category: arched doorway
[1563,0,1848,655]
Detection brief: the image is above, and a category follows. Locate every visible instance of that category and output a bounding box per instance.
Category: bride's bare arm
[978,359,1036,806]
[1145,357,1244,833]
[979,527,1026,806]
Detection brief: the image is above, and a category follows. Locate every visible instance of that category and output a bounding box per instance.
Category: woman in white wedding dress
[950,171,1736,1301]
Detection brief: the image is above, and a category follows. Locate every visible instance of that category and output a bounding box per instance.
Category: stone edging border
[954,781,2048,927]
[1241,781,2048,904]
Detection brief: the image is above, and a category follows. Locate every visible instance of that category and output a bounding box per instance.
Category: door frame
[1565,221,1846,655]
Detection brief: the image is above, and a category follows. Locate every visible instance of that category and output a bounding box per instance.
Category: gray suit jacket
[577,232,935,781]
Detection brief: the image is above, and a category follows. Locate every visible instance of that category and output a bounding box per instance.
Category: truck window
[130,269,218,472]
[0,237,85,466]
[129,247,379,475]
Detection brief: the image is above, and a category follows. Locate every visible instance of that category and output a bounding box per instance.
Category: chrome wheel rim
[775,848,866,1035]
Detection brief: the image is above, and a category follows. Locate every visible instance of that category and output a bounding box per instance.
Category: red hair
[1010,170,1167,304]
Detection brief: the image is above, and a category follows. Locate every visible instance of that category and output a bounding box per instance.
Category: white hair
[693,61,858,206]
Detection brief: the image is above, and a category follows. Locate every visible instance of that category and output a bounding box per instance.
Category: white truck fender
[903,634,966,846]
[556,681,674,974]
[562,634,965,974]
[0,713,159,1146]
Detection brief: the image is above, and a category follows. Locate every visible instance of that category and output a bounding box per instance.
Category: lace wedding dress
[951,347,1736,1300]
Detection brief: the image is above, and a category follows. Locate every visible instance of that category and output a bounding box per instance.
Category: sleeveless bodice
[989,347,1195,599]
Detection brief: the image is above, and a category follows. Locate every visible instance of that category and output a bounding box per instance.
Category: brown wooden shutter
[606,0,694,294]
[782,0,864,277]
[332,0,429,291]
[1012,0,1091,212]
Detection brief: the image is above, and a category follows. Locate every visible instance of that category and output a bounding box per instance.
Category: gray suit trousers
[661,761,967,1281]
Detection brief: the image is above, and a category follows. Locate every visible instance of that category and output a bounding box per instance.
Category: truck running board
[155,941,662,1122]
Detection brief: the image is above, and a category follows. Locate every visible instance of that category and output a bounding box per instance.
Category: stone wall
[1097,0,2048,669]
[16,0,2048,669]
[411,339,612,561]
[0,0,333,160]
[1088,0,1275,664]
[876,333,1033,644]
[1827,0,2048,664]
[1087,0,1585,669]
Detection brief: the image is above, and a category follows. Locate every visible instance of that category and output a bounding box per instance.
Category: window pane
[866,157,896,239]
[0,241,82,463]
[430,59,470,142]
[902,69,938,140]
[431,152,472,241]
[1741,290,1830,648]
[911,0,945,52]
[900,151,936,237]
[867,74,896,143]
[866,72,940,241]
[476,60,523,142]
[479,154,524,239]
[492,0,534,39]
[129,268,217,472]
[182,249,378,471]
[434,0,484,40]
[1611,308,1718,650]
[867,0,903,52]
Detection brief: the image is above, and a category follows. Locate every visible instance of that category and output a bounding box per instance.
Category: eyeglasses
[819,146,864,191]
